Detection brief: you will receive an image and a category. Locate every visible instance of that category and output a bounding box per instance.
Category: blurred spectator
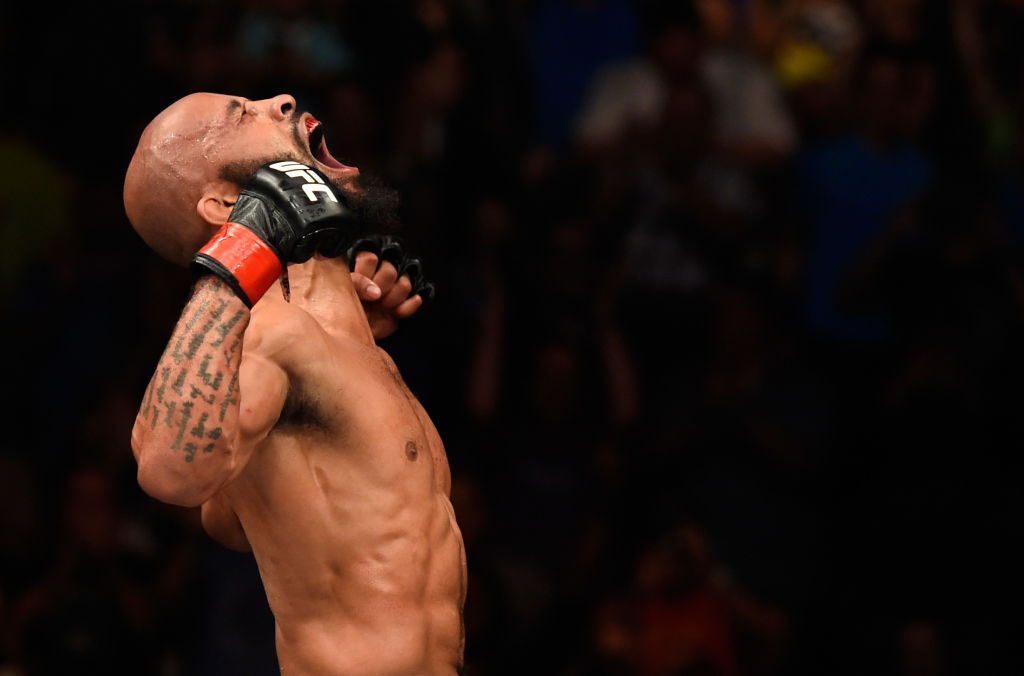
[585,520,788,676]
[572,0,798,219]
[896,621,948,676]
[235,0,353,80]
[321,78,384,172]
[389,38,468,180]
[0,137,71,306]
[571,1,704,157]
[771,0,863,143]
[969,0,1024,163]
[862,0,928,47]
[695,0,800,168]
[772,0,862,91]
[142,2,244,97]
[526,0,642,148]
[5,467,158,675]
[455,171,644,670]
[796,41,937,347]
[698,283,830,475]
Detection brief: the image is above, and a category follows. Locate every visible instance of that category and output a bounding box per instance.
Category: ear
[196,181,241,227]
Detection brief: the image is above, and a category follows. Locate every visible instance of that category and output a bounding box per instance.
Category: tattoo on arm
[141,278,247,463]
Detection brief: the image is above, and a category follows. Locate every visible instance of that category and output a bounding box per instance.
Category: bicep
[237,309,329,444]
[237,348,289,446]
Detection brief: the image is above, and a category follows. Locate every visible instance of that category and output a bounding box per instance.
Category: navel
[405,440,419,461]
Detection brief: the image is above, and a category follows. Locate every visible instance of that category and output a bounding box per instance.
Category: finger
[352,251,380,279]
[346,235,383,264]
[381,275,413,309]
[372,260,401,296]
[400,257,422,282]
[379,237,406,269]
[350,272,382,301]
[394,294,424,318]
[413,281,436,304]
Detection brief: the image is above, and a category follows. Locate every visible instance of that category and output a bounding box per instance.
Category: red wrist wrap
[198,223,283,305]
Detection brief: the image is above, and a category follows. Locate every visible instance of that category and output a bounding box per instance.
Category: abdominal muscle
[219,418,467,676]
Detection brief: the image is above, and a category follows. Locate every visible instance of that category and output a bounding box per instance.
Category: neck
[280,255,375,344]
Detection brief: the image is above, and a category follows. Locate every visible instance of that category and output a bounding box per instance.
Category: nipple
[405,441,419,461]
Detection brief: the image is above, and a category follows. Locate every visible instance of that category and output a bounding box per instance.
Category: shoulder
[246,296,325,359]
[244,296,374,392]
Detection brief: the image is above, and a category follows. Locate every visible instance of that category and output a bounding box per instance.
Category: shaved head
[124,94,227,266]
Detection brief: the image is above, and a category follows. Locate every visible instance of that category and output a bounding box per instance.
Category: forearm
[133,276,249,505]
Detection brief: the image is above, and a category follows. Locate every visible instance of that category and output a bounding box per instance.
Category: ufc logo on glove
[270,161,338,203]
[193,159,357,307]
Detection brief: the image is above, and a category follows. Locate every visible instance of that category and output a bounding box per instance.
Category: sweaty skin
[126,93,465,675]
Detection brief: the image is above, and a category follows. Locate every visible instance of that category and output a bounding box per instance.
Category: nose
[267,94,297,121]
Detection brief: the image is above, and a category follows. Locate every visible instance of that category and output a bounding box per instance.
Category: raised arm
[132,276,287,506]
[132,159,357,505]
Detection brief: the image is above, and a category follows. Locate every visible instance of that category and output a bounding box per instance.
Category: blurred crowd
[2,0,1024,674]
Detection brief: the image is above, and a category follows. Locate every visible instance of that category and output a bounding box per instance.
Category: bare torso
[200,261,466,675]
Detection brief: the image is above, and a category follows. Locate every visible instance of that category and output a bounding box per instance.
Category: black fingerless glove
[191,160,365,307]
[346,234,436,303]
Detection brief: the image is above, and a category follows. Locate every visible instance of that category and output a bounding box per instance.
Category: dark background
[1,1,1023,674]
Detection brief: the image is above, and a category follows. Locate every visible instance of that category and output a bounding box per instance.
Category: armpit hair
[276,383,330,433]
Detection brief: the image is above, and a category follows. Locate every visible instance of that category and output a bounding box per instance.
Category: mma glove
[192,160,364,307]
[345,234,437,304]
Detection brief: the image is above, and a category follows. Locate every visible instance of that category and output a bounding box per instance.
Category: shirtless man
[123,92,466,675]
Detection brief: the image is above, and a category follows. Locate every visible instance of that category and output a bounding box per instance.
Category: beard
[289,117,402,235]
[343,171,401,237]
[219,152,402,238]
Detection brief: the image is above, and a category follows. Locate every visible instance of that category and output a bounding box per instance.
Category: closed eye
[226,99,248,124]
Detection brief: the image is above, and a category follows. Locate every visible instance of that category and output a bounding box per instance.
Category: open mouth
[305,116,351,170]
